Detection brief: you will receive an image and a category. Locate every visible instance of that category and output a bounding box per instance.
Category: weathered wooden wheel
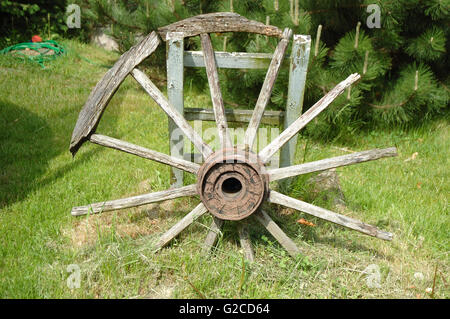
[70,13,397,260]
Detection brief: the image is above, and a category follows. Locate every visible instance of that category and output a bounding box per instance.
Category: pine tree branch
[317,85,328,95]
[368,92,417,110]
[95,2,142,31]
[304,1,397,15]
[305,4,369,15]
[439,81,450,93]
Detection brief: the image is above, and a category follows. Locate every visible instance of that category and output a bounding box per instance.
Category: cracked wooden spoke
[200,33,232,149]
[238,223,255,262]
[131,68,213,159]
[202,217,224,254]
[268,147,398,182]
[71,184,197,216]
[244,28,292,150]
[254,210,302,258]
[155,203,208,250]
[259,73,361,163]
[268,190,393,241]
[89,134,200,174]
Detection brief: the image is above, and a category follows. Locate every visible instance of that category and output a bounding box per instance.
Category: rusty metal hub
[197,148,268,221]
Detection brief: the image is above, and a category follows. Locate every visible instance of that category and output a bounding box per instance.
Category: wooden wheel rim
[69,13,396,261]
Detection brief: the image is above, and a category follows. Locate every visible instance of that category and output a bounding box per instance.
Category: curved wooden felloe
[70,31,160,155]
[158,12,283,40]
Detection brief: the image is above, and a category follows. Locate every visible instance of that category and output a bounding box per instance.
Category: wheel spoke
[202,217,224,254]
[268,147,398,182]
[89,134,200,174]
[155,203,208,250]
[244,28,292,150]
[254,210,302,258]
[71,184,197,216]
[200,33,232,149]
[238,222,255,262]
[268,190,393,241]
[131,68,213,159]
[258,73,361,163]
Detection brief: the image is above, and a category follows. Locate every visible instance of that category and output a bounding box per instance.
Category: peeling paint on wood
[167,32,185,187]
[184,51,290,69]
[280,34,311,170]
[184,108,284,125]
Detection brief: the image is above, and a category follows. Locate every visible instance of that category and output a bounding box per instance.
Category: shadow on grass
[242,207,393,261]
[0,100,55,207]
[312,234,393,260]
[0,100,102,208]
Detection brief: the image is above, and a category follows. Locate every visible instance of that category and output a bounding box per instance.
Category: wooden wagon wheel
[69,13,397,260]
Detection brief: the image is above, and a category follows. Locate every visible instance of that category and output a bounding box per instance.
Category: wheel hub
[197,148,268,221]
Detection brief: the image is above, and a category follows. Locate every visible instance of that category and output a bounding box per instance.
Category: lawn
[0,39,448,298]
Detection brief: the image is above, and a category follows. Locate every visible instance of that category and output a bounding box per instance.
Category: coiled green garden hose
[0,40,65,68]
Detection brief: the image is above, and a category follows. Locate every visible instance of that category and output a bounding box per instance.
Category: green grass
[0,39,448,299]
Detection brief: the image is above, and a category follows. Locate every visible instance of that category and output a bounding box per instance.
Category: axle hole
[221,177,242,197]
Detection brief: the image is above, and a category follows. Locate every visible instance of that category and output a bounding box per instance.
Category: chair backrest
[165,31,311,186]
